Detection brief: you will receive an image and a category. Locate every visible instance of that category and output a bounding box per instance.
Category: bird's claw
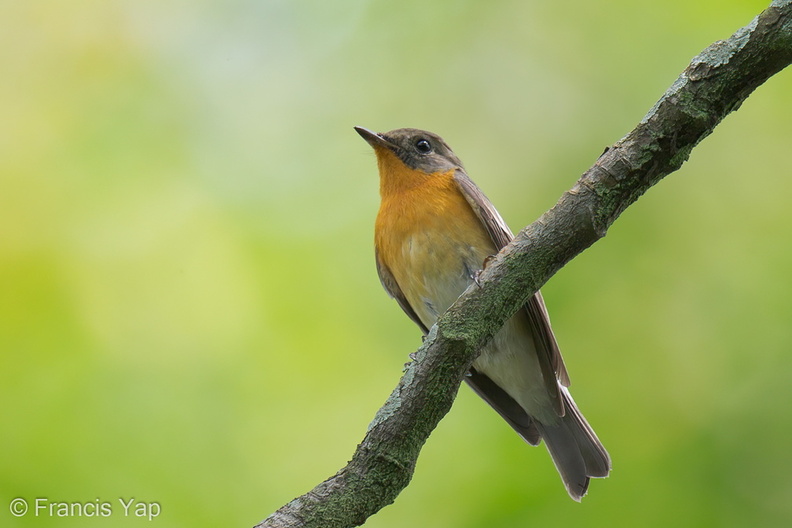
[472,255,496,287]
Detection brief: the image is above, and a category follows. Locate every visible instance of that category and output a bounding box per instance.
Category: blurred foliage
[2,0,791,527]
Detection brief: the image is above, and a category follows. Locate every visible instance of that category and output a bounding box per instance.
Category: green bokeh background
[3,1,791,526]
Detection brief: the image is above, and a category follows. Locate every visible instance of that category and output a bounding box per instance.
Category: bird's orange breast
[375,164,496,327]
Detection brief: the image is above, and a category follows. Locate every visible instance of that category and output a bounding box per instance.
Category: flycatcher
[355,126,610,500]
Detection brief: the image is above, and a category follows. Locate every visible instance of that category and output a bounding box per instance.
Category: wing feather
[375,246,429,334]
[454,170,570,415]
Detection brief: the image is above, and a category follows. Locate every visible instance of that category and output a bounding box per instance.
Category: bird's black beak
[354,126,395,150]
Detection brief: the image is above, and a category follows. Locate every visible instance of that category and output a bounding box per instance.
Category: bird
[355,126,611,500]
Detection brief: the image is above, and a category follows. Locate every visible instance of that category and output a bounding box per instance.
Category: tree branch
[257,3,792,527]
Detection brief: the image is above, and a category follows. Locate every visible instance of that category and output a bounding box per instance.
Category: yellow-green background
[2,1,791,526]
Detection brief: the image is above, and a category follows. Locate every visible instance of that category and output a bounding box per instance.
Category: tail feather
[535,388,611,501]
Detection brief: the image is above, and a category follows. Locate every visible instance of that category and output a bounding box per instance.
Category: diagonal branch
[257,2,792,527]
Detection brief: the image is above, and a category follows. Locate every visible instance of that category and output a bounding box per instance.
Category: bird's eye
[415,139,432,154]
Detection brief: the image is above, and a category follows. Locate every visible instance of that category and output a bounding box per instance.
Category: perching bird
[355,126,610,500]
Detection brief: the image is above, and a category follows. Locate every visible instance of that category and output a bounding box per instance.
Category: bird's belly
[393,230,556,421]
[478,314,557,422]
[395,229,490,328]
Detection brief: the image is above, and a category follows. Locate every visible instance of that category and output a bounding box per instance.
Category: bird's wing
[528,290,570,387]
[465,367,542,445]
[454,170,570,415]
[375,246,429,334]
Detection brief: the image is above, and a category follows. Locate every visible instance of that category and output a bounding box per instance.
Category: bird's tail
[534,387,611,501]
